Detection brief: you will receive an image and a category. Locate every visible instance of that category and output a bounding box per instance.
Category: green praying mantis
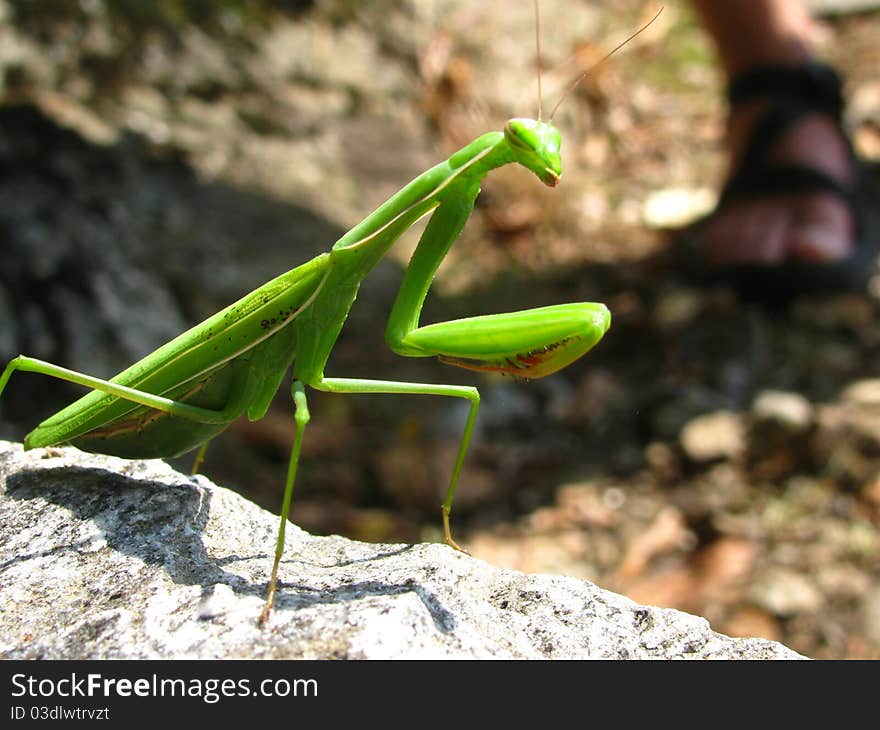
[0,5,661,625]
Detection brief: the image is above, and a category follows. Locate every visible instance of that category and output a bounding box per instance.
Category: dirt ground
[1,0,879,659]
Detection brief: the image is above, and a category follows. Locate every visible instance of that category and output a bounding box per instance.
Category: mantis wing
[24,254,330,458]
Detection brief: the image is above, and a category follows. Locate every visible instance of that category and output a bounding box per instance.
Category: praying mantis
[0,5,660,625]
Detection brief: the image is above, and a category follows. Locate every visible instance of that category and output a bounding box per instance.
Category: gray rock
[0,440,804,660]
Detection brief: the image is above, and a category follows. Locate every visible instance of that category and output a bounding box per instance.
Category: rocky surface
[0,441,802,659]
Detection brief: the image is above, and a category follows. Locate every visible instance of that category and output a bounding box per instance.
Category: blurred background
[1,0,879,658]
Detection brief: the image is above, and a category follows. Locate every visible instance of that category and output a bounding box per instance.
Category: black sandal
[678,60,878,299]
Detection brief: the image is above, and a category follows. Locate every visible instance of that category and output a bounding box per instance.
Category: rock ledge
[0,441,803,659]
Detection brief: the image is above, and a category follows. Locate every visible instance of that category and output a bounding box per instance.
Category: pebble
[749,568,825,616]
[680,410,745,463]
[862,586,880,646]
[653,288,703,329]
[842,379,880,406]
[751,390,815,432]
[641,186,716,229]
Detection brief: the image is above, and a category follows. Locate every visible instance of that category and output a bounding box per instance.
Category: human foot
[699,66,856,271]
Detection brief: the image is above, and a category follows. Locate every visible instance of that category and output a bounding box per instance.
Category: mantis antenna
[535,0,544,120]
[549,6,664,121]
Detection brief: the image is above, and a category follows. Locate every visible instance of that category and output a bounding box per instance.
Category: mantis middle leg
[260,376,478,625]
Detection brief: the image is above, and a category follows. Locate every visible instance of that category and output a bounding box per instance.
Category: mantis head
[504,118,562,187]
[506,4,661,189]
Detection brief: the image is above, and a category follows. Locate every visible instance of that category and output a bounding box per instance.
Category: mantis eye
[504,120,537,152]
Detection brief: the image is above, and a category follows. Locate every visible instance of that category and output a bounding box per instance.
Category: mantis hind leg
[0,355,256,464]
[0,355,241,426]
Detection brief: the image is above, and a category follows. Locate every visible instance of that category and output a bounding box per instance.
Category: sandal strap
[727,60,844,118]
[734,99,837,179]
[721,162,854,207]
[720,60,856,211]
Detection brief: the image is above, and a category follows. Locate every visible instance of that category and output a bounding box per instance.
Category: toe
[786,194,854,263]
[702,200,789,266]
